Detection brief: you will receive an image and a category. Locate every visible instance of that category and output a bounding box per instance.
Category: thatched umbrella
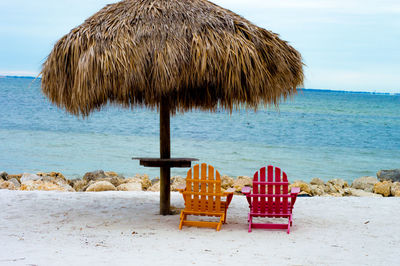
[41,0,304,215]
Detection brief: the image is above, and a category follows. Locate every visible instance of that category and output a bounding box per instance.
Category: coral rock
[221,175,234,189]
[117,182,142,191]
[86,181,116,192]
[171,176,185,191]
[7,174,22,182]
[71,179,88,191]
[344,188,382,197]
[310,178,324,186]
[20,173,41,183]
[8,178,21,189]
[83,170,107,182]
[327,179,348,188]
[19,180,66,191]
[233,176,252,192]
[373,181,392,197]
[147,181,160,192]
[391,182,400,197]
[133,174,152,190]
[0,180,16,190]
[105,171,119,177]
[310,185,325,196]
[351,176,379,192]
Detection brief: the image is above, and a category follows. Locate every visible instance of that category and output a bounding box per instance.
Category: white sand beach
[0,190,399,266]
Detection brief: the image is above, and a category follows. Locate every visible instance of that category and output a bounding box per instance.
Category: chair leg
[287,215,292,234]
[248,215,252,233]
[216,215,224,231]
[223,207,227,224]
[179,211,186,230]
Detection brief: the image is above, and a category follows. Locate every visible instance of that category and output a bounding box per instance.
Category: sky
[0,0,399,93]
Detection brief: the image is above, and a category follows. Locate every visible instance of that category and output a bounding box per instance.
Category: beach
[0,190,399,266]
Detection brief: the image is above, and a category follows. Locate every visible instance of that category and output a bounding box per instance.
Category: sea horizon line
[1,75,399,96]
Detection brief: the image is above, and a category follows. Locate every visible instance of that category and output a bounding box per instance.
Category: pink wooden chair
[241,165,300,234]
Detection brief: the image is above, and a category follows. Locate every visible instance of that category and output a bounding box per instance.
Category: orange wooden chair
[177,163,234,231]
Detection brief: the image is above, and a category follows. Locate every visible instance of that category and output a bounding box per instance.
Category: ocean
[0,76,399,182]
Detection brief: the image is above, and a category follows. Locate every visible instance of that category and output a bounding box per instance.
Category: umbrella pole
[160,98,171,215]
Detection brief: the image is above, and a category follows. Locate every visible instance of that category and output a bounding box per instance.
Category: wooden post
[160,98,171,215]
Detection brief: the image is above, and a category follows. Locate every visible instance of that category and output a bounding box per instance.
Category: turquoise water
[1,76,399,182]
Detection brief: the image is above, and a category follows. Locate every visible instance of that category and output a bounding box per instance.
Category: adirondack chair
[177,163,235,231]
[242,165,300,234]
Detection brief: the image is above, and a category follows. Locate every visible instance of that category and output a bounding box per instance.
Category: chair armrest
[241,186,251,195]
[291,187,300,194]
[176,185,186,193]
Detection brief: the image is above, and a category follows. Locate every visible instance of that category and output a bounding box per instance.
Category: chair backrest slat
[267,166,274,213]
[259,167,266,214]
[200,164,207,212]
[214,165,221,212]
[282,171,289,212]
[207,164,214,211]
[193,164,200,211]
[252,171,259,213]
[274,167,281,215]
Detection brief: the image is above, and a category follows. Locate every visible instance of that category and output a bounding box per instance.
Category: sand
[0,190,398,265]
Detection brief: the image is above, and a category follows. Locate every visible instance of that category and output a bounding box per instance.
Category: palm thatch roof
[41,0,304,116]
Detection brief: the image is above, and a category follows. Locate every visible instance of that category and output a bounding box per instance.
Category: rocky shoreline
[1,169,399,197]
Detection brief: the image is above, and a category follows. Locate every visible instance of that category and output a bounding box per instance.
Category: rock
[324,183,344,196]
[83,170,107,182]
[344,188,383,197]
[377,169,400,182]
[20,173,41,183]
[105,176,125,187]
[151,177,160,185]
[310,178,324,186]
[221,175,234,189]
[32,172,75,191]
[327,179,348,188]
[310,184,325,196]
[171,176,185,191]
[41,174,68,185]
[324,179,348,196]
[0,180,16,190]
[37,171,67,181]
[117,182,142,191]
[7,174,22,182]
[289,181,311,195]
[105,171,119,177]
[233,176,252,192]
[71,179,88,191]
[0,171,8,180]
[391,182,400,197]
[8,178,20,189]
[19,180,67,191]
[373,181,392,197]
[351,176,379,193]
[147,181,160,192]
[86,181,116,192]
[132,174,152,190]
